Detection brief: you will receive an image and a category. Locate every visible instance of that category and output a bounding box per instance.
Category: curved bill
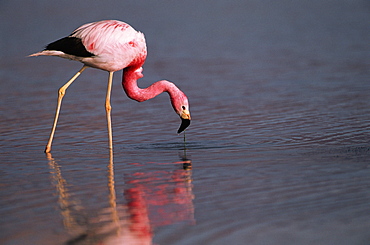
[177,118,191,134]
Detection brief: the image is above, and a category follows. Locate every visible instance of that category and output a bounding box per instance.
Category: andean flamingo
[30,20,191,153]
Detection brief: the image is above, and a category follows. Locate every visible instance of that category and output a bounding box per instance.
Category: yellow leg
[45,66,88,153]
[106,72,114,151]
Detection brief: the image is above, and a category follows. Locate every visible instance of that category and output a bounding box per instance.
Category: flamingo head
[178,105,191,134]
[171,93,191,134]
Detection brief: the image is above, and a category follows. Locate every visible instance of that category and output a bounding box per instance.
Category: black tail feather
[46,37,95,57]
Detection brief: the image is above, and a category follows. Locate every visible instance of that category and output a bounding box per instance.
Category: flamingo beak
[177,110,191,133]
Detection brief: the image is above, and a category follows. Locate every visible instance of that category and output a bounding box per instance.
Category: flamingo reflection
[124,160,194,239]
[46,151,194,244]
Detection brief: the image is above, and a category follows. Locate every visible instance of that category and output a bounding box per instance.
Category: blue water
[1,1,369,244]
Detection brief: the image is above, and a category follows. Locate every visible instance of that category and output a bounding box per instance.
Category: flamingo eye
[182,106,186,110]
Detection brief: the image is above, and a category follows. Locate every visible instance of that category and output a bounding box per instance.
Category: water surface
[1,1,369,244]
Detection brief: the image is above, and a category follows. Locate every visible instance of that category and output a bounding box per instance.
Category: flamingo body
[32,20,147,72]
[30,20,191,152]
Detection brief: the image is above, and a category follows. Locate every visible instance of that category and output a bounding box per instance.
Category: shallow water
[1,1,370,244]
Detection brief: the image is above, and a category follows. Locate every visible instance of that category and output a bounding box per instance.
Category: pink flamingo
[30,20,191,153]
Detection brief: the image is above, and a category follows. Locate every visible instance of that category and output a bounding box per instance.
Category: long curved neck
[122,67,182,103]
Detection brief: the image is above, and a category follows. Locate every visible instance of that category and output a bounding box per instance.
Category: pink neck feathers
[122,67,182,103]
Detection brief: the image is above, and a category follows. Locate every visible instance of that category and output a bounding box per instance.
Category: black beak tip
[177,119,191,134]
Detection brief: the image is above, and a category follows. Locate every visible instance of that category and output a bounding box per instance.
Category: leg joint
[105,103,112,112]
[58,87,66,97]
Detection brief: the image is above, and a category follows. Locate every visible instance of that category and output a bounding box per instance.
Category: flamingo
[30,20,191,153]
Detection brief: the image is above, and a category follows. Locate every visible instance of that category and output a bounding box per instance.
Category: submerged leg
[45,66,88,153]
[106,72,114,150]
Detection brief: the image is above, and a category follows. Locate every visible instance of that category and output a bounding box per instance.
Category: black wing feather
[45,36,94,57]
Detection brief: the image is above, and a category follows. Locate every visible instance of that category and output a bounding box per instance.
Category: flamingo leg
[45,65,88,153]
[105,72,114,150]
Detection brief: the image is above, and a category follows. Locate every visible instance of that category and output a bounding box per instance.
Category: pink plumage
[30,20,191,153]
[31,20,147,71]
